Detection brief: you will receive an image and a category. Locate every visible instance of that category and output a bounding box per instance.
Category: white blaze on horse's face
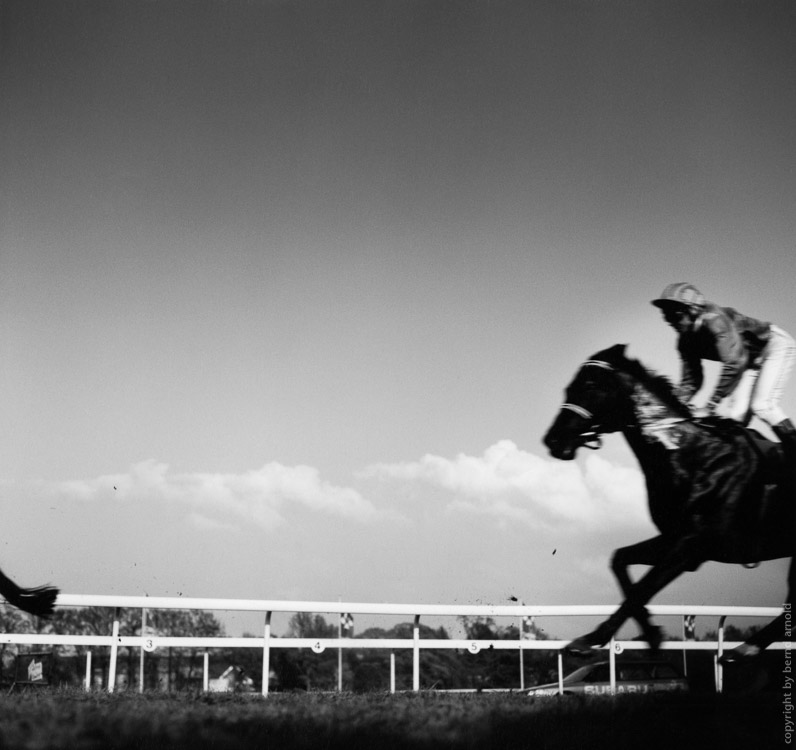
[543,360,614,460]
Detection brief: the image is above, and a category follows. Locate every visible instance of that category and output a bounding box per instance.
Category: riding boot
[773,419,796,457]
[773,419,796,488]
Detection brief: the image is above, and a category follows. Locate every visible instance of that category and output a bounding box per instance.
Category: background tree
[457,616,557,689]
[0,605,36,686]
[351,623,467,691]
[144,609,225,690]
[272,613,339,690]
[285,613,337,639]
[39,607,226,689]
[704,624,761,643]
[268,615,563,692]
[43,606,141,687]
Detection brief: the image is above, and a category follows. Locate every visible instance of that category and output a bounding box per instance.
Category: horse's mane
[600,345,692,418]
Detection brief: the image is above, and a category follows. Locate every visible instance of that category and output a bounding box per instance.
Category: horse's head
[543,344,629,460]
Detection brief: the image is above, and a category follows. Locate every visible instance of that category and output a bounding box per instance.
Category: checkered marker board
[522,615,537,640]
[340,613,354,631]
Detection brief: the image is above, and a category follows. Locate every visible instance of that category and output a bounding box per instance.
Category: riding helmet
[651,282,706,309]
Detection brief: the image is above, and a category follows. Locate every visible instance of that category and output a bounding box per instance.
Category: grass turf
[0,689,785,749]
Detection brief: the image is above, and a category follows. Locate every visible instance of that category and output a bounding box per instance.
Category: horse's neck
[625,380,689,452]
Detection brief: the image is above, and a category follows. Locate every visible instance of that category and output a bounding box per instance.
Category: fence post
[557,651,563,695]
[413,615,420,692]
[262,611,272,696]
[609,638,617,695]
[518,615,525,691]
[390,651,396,693]
[108,608,120,693]
[337,608,342,693]
[85,650,92,691]
[716,615,727,693]
[139,608,146,693]
[203,650,209,692]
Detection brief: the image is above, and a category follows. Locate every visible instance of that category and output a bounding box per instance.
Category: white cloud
[581,453,648,519]
[30,442,650,539]
[186,512,238,532]
[37,459,382,531]
[361,439,649,530]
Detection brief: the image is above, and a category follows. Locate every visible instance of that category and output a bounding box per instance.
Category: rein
[559,359,615,450]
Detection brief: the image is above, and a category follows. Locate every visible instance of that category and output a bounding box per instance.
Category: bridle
[559,359,615,450]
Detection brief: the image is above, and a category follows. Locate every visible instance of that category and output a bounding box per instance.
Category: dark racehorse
[0,568,57,618]
[543,344,793,660]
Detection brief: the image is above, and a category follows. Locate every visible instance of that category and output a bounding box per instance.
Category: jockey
[651,282,796,453]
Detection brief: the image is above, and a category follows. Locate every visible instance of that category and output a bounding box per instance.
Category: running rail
[0,596,788,695]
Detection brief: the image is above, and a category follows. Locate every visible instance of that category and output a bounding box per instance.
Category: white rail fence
[0,595,788,695]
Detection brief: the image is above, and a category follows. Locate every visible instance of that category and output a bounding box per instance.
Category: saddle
[695,417,784,485]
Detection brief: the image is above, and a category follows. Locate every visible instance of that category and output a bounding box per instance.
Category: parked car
[527,658,689,696]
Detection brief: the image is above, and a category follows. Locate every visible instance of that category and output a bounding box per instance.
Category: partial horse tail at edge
[0,569,59,618]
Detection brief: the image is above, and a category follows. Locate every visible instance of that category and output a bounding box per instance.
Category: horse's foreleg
[566,536,703,656]
[610,537,671,650]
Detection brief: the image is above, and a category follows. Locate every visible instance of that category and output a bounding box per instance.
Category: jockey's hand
[690,403,717,419]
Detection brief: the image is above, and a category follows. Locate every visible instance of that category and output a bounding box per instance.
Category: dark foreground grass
[0,689,786,750]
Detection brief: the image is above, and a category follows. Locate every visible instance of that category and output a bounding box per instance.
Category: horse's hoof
[564,639,600,658]
[646,625,664,654]
[720,643,761,665]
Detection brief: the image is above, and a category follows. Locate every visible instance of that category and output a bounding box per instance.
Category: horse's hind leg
[0,568,58,618]
[724,486,796,663]
[723,555,796,663]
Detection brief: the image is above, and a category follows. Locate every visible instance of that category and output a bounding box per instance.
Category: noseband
[559,359,615,449]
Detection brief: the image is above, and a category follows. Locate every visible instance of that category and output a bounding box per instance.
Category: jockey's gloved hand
[690,400,718,419]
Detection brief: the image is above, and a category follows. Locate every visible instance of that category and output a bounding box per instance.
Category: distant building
[208,665,255,693]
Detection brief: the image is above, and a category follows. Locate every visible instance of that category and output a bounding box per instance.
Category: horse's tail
[0,569,58,618]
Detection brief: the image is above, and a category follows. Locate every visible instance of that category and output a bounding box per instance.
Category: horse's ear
[607,344,628,360]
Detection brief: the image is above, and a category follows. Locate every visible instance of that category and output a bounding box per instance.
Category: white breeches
[722,325,796,426]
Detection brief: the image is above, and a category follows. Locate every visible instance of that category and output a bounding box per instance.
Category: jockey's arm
[676,343,703,403]
[703,313,747,410]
